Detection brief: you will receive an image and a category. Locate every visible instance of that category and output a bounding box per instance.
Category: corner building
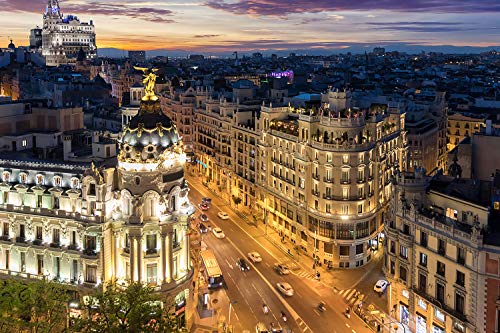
[256,91,407,268]
[0,81,194,327]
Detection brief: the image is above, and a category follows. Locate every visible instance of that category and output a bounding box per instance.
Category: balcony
[412,285,468,323]
[67,244,79,251]
[311,190,320,197]
[82,249,98,257]
[146,248,158,255]
[50,242,61,249]
[0,235,10,242]
[312,174,320,181]
[15,237,27,244]
[173,242,181,251]
[357,178,366,184]
[32,239,43,246]
[122,247,130,254]
[340,179,351,185]
[323,177,334,184]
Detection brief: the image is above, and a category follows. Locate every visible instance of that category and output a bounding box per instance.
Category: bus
[200,249,224,289]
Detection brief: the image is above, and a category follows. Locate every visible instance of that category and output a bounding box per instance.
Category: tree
[0,278,70,333]
[72,281,183,333]
[232,196,242,207]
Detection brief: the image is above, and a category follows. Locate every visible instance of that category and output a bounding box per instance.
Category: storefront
[399,302,409,326]
[174,291,187,328]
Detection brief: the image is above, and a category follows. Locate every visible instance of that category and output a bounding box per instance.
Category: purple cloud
[366,21,491,33]
[206,0,500,16]
[194,34,223,38]
[0,0,175,23]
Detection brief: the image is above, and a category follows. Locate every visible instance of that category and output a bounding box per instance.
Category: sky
[0,0,498,52]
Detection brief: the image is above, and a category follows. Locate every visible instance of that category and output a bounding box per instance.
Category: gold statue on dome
[134,66,159,101]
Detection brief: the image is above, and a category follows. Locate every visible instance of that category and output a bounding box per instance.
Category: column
[161,232,167,284]
[184,229,190,270]
[137,236,142,282]
[130,236,135,282]
[167,231,173,282]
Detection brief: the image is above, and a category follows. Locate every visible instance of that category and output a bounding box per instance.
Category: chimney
[486,119,492,135]
[63,135,72,161]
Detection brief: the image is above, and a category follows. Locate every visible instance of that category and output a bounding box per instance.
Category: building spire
[45,0,62,19]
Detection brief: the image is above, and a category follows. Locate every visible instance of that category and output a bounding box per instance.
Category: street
[189,178,374,333]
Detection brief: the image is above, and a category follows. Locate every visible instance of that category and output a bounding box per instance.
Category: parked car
[273,263,290,275]
[217,211,229,220]
[212,227,225,239]
[199,203,209,211]
[276,282,294,296]
[202,197,212,204]
[199,223,208,234]
[236,258,250,271]
[374,279,388,293]
[248,252,262,263]
[199,214,209,222]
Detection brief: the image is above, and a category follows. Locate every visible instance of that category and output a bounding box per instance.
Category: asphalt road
[189,180,373,333]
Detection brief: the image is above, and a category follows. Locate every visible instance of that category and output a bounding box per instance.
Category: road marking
[352,330,356,333]
[225,259,233,269]
[345,323,350,328]
[313,309,321,317]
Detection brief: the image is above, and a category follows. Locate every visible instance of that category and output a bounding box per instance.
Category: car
[212,227,225,239]
[199,203,209,211]
[248,252,262,263]
[199,223,208,234]
[236,258,250,271]
[255,322,269,333]
[374,279,388,293]
[202,197,212,204]
[217,211,229,220]
[276,282,294,296]
[273,263,290,275]
[199,214,209,222]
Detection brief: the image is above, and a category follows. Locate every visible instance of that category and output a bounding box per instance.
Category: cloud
[206,0,500,16]
[366,21,485,33]
[0,0,176,23]
[193,34,222,38]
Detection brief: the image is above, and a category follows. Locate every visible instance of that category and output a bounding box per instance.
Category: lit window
[53,176,62,187]
[36,174,44,185]
[19,173,28,184]
[22,139,27,147]
[342,155,349,164]
[71,177,80,189]
[2,171,10,182]
[418,298,427,310]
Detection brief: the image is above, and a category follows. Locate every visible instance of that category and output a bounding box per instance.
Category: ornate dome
[119,100,180,164]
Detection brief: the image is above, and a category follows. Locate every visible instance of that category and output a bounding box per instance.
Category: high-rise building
[29,26,43,50]
[41,0,97,66]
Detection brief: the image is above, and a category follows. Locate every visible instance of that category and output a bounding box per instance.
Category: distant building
[373,47,386,55]
[29,27,43,50]
[447,112,485,151]
[41,0,97,66]
[189,54,204,61]
[128,50,146,64]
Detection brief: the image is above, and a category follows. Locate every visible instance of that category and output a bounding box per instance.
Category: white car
[217,211,229,220]
[248,252,262,263]
[276,282,294,296]
[273,263,290,275]
[374,279,388,293]
[212,227,225,239]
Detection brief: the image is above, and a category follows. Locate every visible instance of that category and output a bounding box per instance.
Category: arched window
[2,171,10,182]
[53,175,62,187]
[71,177,80,189]
[19,172,28,184]
[35,174,44,185]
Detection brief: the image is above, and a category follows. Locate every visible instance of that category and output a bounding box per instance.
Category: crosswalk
[295,317,313,333]
[336,288,366,308]
[292,270,316,280]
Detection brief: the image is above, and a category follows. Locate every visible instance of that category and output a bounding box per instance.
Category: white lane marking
[225,259,234,269]
[345,289,356,299]
[352,330,356,333]
[345,323,350,328]
[313,309,321,317]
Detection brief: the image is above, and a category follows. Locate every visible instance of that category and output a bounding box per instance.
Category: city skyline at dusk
[1,0,499,52]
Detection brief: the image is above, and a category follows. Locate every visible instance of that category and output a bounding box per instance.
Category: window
[341,170,349,183]
[146,234,157,254]
[85,235,96,252]
[36,174,44,185]
[85,265,97,283]
[419,252,427,267]
[2,171,10,182]
[37,254,44,275]
[326,153,332,163]
[356,244,364,254]
[456,271,465,287]
[36,226,42,241]
[339,246,350,256]
[343,155,349,164]
[390,260,395,275]
[20,252,26,272]
[147,264,158,284]
[71,177,80,189]
[446,208,458,220]
[19,173,28,184]
[400,245,408,259]
[53,175,62,187]
[435,308,445,322]
[457,247,465,265]
[22,139,27,147]
[437,261,446,277]
[438,239,446,256]
[399,266,407,282]
[341,205,348,215]
[436,283,445,304]
[52,229,60,245]
[342,188,349,199]
[418,298,427,310]
[390,241,395,254]
[418,273,427,293]
[455,293,465,315]
[420,231,427,247]
[358,204,363,214]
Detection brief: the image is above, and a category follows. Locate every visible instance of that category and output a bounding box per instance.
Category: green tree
[72,281,183,333]
[232,196,242,207]
[0,278,70,333]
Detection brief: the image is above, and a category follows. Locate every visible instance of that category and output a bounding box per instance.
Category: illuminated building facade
[0,70,194,327]
[41,0,97,66]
